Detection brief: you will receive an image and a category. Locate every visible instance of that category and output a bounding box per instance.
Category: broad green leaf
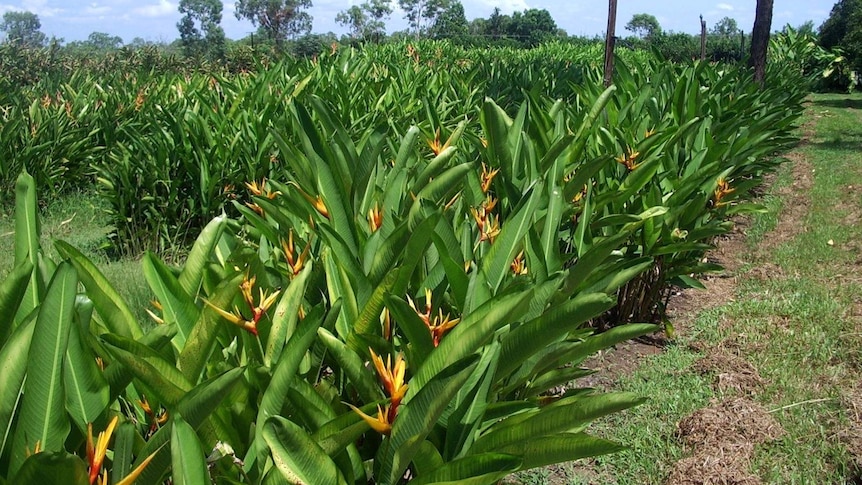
[14,172,39,268]
[142,252,200,348]
[112,421,138,483]
[11,451,88,485]
[263,416,346,485]
[10,263,77,475]
[133,368,244,485]
[265,263,312,368]
[64,310,109,432]
[179,215,227,297]
[470,392,644,454]
[498,433,625,471]
[410,452,520,485]
[248,313,322,473]
[0,315,35,462]
[318,328,383,404]
[54,240,143,340]
[479,185,542,293]
[377,355,479,485]
[0,260,32,346]
[171,414,209,485]
[177,273,243,382]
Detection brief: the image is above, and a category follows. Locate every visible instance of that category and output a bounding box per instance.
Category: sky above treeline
[0,0,837,44]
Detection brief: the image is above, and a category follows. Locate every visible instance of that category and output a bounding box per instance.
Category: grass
[0,189,154,325]
[510,92,862,485]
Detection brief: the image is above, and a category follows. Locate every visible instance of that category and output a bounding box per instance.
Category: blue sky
[0,0,836,44]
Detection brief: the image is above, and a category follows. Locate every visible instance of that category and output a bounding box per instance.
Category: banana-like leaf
[54,240,142,340]
[0,260,33,346]
[171,414,209,485]
[377,355,479,485]
[100,335,191,406]
[133,368,244,485]
[265,263,312,368]
[0,315,35,462]
[10,451,88,485]
[263,416,347,485]
[64,311,109,432]
[248,313,322,473]
[111,421,138,483]
[444,341,500,460]
[497,433,625,471]
[532,323,660,376]
[142,252,200,349]
[9,263,77,475]
[496,292,615,379]
[177,273,243,382]
[479,184,542,294]
[410,290,532,393]
[13,172,39,268]
[178,215,226,297]
[470,392,644,454]
[318,328,383,404]
[410,452,521,485]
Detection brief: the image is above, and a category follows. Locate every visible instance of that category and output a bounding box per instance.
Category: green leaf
[100,335,191,406]
[248,313,322,473]
[133,368,244,485]
[377,355,479,485]
[470,393,644,454]
[111,421,138,482]
[142,252,200,349]
[0,315,36,462]
[14,172,39,268]
[497,433,625,471]
[411,290,532,393]
[496,292,615,383]
[64,309,109,432]
[177,273,243,382]
[54,240,143,340]
[265,263,312,368]
[171,414,209,485]
[410,452,521,485]
[11,451,88,485]
[263,417,346,485]
[0,260,33,347]
[480,185,542,293]
[179,215,227,297]
[9,263,77,475]
[318,328,383,404]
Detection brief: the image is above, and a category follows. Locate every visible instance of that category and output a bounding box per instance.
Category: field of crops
[0,37,819,484]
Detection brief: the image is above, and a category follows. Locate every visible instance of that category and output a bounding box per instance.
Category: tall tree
[430,0,467,39]
[336,0,391,40]
[0,11,46,48]
[178,0,226,58]
[711,16,738,36]
[398,0,447,35]
[624,13,661,39]
[749,0,774,85]
[819,0,862,72]
[508,8,557,46]
[235,0,313,49]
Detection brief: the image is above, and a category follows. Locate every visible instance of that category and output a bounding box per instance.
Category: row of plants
[0,30,817,485]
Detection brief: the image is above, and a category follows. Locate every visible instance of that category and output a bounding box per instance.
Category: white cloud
[18,0,63,17]
[717,3,734,11]
[85,2,111,15]
[132,0,175,18]
[474,0,530,15]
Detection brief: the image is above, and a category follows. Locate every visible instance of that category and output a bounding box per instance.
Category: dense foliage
[0,35,815,484]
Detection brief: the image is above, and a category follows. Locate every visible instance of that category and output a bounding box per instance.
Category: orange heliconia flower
[480,163,500,193]
[511,250,528,276]
[713,178,735,207]
[203,274,280,336]
[368,203,383,233]
[616,146,641,171]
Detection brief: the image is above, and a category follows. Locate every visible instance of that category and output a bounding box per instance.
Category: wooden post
[700,15,707,61]
[740,29,745,59]
[603,0,617,87]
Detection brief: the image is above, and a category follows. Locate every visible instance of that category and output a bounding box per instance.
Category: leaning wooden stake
[603,0,618,87]
[700,15,707,61]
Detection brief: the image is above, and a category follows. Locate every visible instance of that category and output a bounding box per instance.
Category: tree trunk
[749,0,774,85]
[603,0,617,87]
